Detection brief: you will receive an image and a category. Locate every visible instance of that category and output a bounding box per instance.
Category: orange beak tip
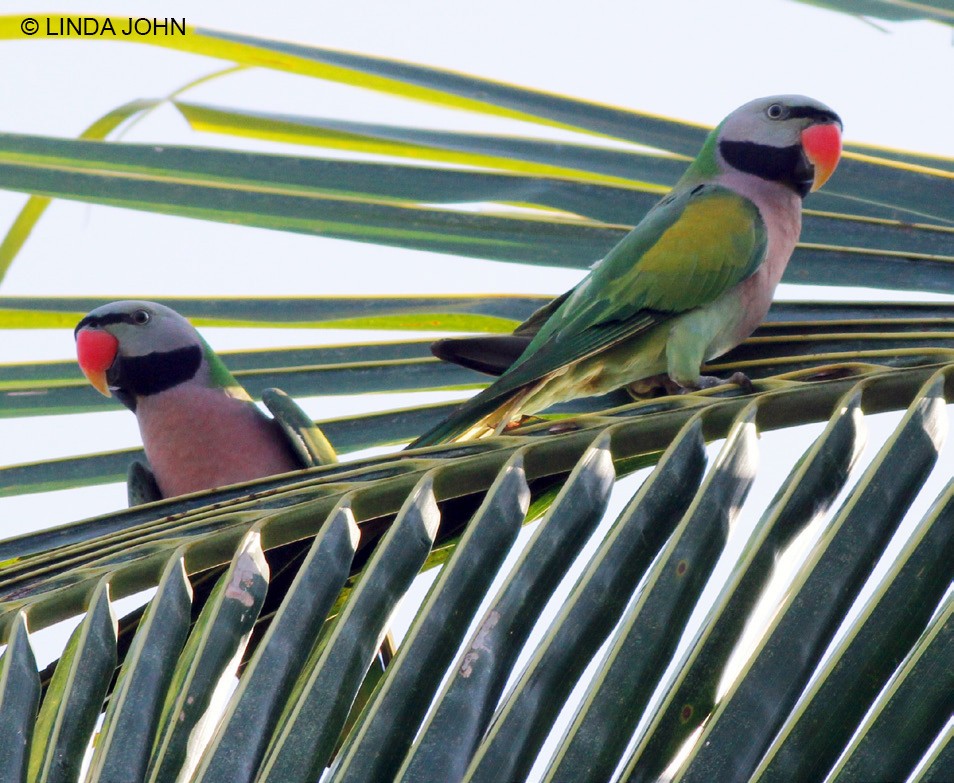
[76,329,118,398]
[802,122,843,192]
[82,368,111,397]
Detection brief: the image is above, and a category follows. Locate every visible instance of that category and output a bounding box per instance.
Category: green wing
[513,290,573,336]
[411,184,767,446]
[526,184,767,351]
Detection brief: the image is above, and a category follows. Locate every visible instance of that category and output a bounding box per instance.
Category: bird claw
[628,371,754,398]
[728,371,755,393]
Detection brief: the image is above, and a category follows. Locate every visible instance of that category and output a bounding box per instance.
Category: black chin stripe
[114,387,137,413]
[719,140,812,197]
[109,344,203,400]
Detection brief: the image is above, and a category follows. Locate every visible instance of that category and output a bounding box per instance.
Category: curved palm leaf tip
[413,94,843,448]
[74,300,334,502]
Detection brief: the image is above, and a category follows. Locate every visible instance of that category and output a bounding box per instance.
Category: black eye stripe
[786,106,842,126]
[74,311,148,337]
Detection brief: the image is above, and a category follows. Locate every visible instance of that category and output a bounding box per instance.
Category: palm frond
[1,21,952,783]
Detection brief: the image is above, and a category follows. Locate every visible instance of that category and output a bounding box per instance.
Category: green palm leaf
[0,19,952,783]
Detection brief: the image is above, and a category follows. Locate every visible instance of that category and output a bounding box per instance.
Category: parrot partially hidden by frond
[75,301,336,503]
[75,302,401,665]
[411,95,842,447]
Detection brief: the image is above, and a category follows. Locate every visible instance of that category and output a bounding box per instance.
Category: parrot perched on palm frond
[75,301,401,665]
[411,95,842,448]
[75,300,335,502]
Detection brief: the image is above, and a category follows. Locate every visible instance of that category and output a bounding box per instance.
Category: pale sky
[1,4,952,774]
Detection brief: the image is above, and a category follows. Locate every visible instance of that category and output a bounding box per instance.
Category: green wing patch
[411,185,767,446]
[524,185,766,358]
[593,185,767,319]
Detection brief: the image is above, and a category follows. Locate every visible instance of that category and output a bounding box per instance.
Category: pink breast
[136,385,300,498]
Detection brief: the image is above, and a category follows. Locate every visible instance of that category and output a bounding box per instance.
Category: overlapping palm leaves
[0,16,952,783]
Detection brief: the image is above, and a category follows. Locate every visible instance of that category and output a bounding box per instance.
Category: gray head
[694,95,843,196]
[75,300,214,411]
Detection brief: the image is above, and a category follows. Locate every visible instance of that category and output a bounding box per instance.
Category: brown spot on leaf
[224,553,259,607]
[458,610,500,678]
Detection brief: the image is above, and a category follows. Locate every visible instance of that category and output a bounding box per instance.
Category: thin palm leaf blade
[752,478,954,781]
[191,503,357,783]
[790,0,954,26]
[911,722,954,783]
[85,552,193,783]
[27,579,116,783]
[173,101,683,188]
[329,454,530,783]
[0,293,545,331]
[674,368,950,782]
[0,613,39,783]
[396,431,616,783]
[0,59,246,282]
[540,404,759,783]
[256,474,439,782]
[827,595,954,783]
[146,531,269,783]
[621,387,866,783]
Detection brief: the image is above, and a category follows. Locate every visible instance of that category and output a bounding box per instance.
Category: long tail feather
[431,335,531,377]
[406,383,532,448]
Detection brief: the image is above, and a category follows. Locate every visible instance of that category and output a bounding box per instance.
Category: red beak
[801,122,842,192]
[76,329,119,397]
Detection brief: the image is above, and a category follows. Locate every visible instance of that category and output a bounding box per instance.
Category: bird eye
[766,103,786,120]
[132,309,151,325]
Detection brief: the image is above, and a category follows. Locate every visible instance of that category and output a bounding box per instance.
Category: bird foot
[628,372,754,399]
[627,374,683,399]
[682,371,754,394]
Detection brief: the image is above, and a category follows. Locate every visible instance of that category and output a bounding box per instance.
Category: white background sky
[0,2,952,777]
